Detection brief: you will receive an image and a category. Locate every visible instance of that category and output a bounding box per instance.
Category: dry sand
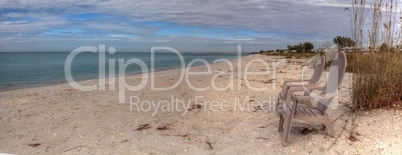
[0,54,401,154]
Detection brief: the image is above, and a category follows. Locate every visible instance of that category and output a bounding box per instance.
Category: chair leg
[276,97,279,109]
[278,115,284,131]
[282,118,290,147]
[322,114,336,137]
[276,98,281,115]
[282,112,295,147]
[277,90,286,110]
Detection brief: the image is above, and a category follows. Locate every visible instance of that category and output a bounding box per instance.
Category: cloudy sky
[0,0,354,52]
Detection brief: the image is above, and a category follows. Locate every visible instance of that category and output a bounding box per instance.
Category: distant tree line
[258,42,315,54]
[259,50,275,53]
[259,49,286,53]
[287,42,314,52]
[333,36,356,48]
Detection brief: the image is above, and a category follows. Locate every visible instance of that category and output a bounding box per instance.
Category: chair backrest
[308,55,326,84]
[316,51,347,113]
[302,55,325,96]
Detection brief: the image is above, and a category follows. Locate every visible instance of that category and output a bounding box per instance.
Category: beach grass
[348,52,402,111]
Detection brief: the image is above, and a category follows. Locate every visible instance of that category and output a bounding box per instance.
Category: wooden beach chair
[278,51,347,147]
[277,55,326,108]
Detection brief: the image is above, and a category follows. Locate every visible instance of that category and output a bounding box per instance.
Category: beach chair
[277,55,326,108]
[278,51,347,147]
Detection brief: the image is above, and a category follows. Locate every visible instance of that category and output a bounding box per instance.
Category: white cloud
[0,0,365,52]
[2,21,29,24]
[104,34,139,40]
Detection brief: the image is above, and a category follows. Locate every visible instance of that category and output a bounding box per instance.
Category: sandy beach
[1,54,401,154]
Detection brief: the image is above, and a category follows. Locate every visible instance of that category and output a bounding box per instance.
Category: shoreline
[0,53,249,93]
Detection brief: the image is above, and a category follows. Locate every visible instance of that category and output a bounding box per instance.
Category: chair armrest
[286,84,316,89]
[283,79,305,82]
[291,92,337,101]
[284,86,325,103]
[288,85,324,92]
[282,79,311,90]
[283,79,311,84]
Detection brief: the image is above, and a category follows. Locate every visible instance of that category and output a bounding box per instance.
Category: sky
[0,0,357,52]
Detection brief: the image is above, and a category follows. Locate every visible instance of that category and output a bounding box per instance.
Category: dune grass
[348,52,402,111]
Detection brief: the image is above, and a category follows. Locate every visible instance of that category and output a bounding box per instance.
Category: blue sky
[0,0,358,52]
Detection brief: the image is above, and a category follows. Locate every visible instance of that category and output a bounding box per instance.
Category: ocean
[0,52,244,90]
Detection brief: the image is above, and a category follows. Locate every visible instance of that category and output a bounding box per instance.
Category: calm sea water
[0,52,244,90]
